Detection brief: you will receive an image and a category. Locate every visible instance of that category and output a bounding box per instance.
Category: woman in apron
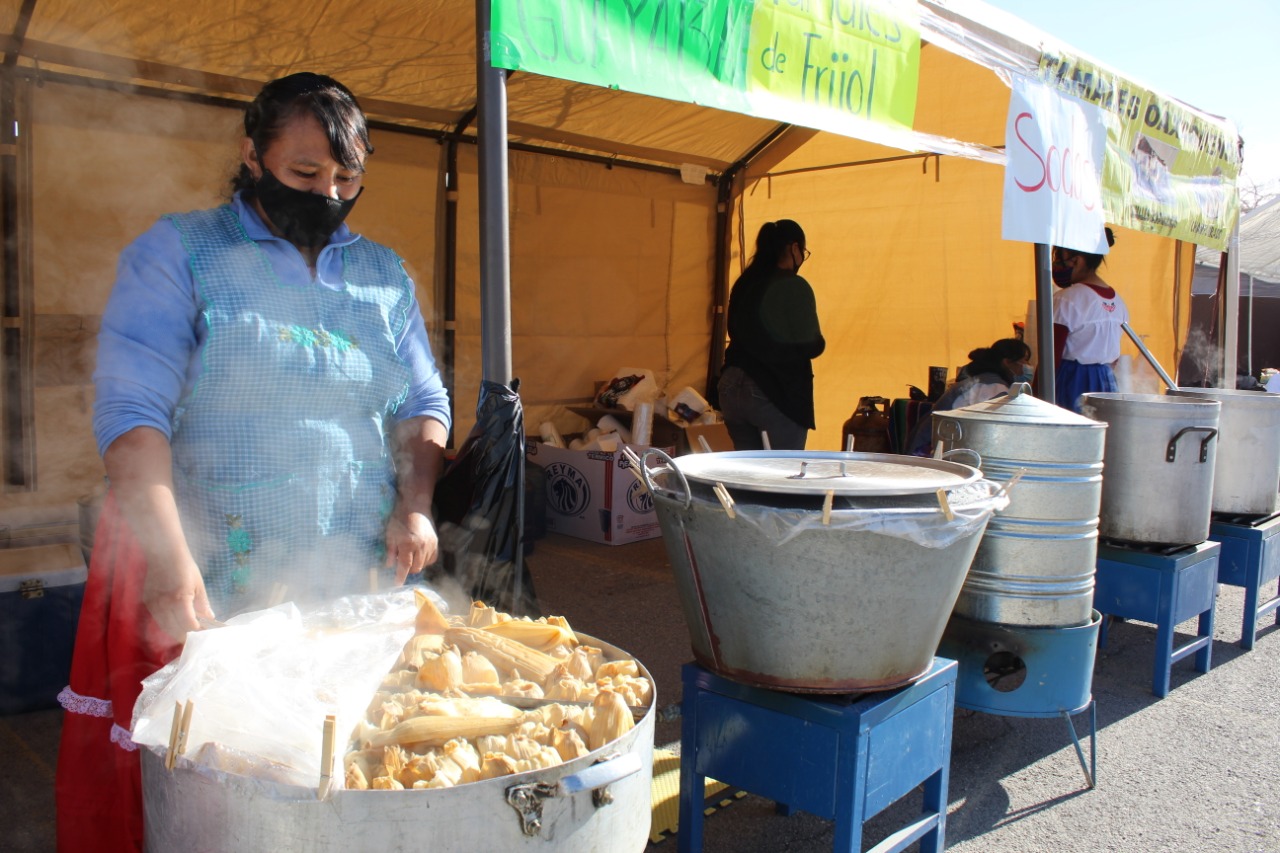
[55,72,451,852]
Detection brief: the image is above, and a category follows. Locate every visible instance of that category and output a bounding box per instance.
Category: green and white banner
[1037,50,1241,250]
[490,0,921,136]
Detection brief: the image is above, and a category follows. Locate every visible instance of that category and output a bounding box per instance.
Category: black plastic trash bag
[431,378,539,617]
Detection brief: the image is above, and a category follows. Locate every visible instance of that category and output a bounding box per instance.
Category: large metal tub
[933,383,1107,627]
[1167,387,1280,515]
[1080,392,1220,545]
[141,634,655,853]
[640,449,1004,693]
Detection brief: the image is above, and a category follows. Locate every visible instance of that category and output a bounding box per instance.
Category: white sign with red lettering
[1002,76,1108,254]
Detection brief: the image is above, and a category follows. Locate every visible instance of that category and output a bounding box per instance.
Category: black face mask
[253,168,362,247]
[1052,265,1075,287]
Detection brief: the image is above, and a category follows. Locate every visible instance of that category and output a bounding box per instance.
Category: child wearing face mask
[907,338,1032,456]
[1051,227,1129,413]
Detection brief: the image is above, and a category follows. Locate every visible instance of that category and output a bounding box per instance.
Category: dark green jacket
[723,268,826,429]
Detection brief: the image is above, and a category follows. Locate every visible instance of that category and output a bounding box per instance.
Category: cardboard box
[525,440,671,545]
[0,543,87,714]
[566,406,732,456]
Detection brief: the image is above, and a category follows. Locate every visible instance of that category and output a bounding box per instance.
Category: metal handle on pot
[941,447,982,468]
[935,418,963,445]
[638,447,692,509]
[1165,426,1218,463]
[506,751,643,836]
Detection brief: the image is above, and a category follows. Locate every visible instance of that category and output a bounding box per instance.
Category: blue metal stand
[678,658,957,853]
[1094,540,1219,698]
[1210,515,1280,650]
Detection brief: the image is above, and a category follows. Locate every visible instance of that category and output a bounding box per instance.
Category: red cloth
[55,491,181,853]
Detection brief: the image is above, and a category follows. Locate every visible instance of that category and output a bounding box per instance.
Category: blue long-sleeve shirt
[93,194,450,457]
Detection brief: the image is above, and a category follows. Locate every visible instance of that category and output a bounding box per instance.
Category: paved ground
[3,531,1278,852]
[526,533,1279,853]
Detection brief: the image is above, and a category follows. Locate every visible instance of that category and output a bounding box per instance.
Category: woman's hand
[386,415,448,584]
[142,554,215,643]
[104,427,212,644]
[385,511,439,584]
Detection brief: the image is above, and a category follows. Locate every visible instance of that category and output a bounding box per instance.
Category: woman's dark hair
[230,72,372,195]
[1055,226,1116,271]
[745,219,805,274]
[966,338,1031,383]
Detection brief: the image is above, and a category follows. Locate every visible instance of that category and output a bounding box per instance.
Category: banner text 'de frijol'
[490,0,920,136]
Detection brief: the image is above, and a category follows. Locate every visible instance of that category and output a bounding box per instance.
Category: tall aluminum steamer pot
[1080,392,1220,545]
[141,633,655,853]
[932,383,1107,627]
[1167,387,1280,516]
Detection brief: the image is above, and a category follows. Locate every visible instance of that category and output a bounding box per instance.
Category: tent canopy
[0,0,1239,517]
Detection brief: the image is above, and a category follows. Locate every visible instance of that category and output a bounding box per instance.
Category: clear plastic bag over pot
[130,587,437,792]
[640,449,1010,549]
[722,480,1010,548]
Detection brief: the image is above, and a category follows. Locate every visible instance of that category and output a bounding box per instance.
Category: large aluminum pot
[1080,392,1220,545]
[141,634,655,853]
[640,449,1004,693]
[1167,387,1280,516]
[933,383,1107,627]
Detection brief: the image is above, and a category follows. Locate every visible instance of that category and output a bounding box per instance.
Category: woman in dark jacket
[717,219,826,450]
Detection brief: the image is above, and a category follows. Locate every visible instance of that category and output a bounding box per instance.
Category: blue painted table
[678,658,957,853]
[1094,540,1219,697]
[1210,514,1280,649]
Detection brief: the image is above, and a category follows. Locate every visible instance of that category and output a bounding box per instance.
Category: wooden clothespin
[165,699,194,770]
[319,714,337,798]
[845,434,856,453]
[822,490,834,526]
[996,468,1027,500]
[267,582,289,607]
[936,488,955,521]
[712,482,736,519]
[761,432,772,451]
[620,446,648,488]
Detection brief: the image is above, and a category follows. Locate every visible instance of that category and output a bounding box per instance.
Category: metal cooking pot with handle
[932,383,1107,627]
[639,448,1006,692]
[1080,392,1220,546]
[140,633,656,853]
[1167,387,1280,516]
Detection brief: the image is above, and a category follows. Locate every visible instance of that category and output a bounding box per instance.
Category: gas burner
[1211,510,1280,528]
[1098,538,1200,558]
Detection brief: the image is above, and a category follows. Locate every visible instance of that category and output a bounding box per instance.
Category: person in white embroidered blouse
[1051,226,1130,413]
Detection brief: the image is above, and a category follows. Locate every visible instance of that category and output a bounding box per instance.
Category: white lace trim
[110,724,138,752]
[57,686,113,718]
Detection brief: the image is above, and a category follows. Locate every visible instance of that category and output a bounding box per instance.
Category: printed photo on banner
[1036,50,1240,250]
[1001,75,1108,253]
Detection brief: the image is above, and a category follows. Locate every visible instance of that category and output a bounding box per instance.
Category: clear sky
[980,0,1279,194]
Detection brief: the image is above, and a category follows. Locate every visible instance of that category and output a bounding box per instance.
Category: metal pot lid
[671,450,981,496]
[941,381,1103,428]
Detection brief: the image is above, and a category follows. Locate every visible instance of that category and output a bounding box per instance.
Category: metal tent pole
[1220,222,1241,388]
[1033,243,1056,404]
[474,0,523,610]
[475,0,513,386]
